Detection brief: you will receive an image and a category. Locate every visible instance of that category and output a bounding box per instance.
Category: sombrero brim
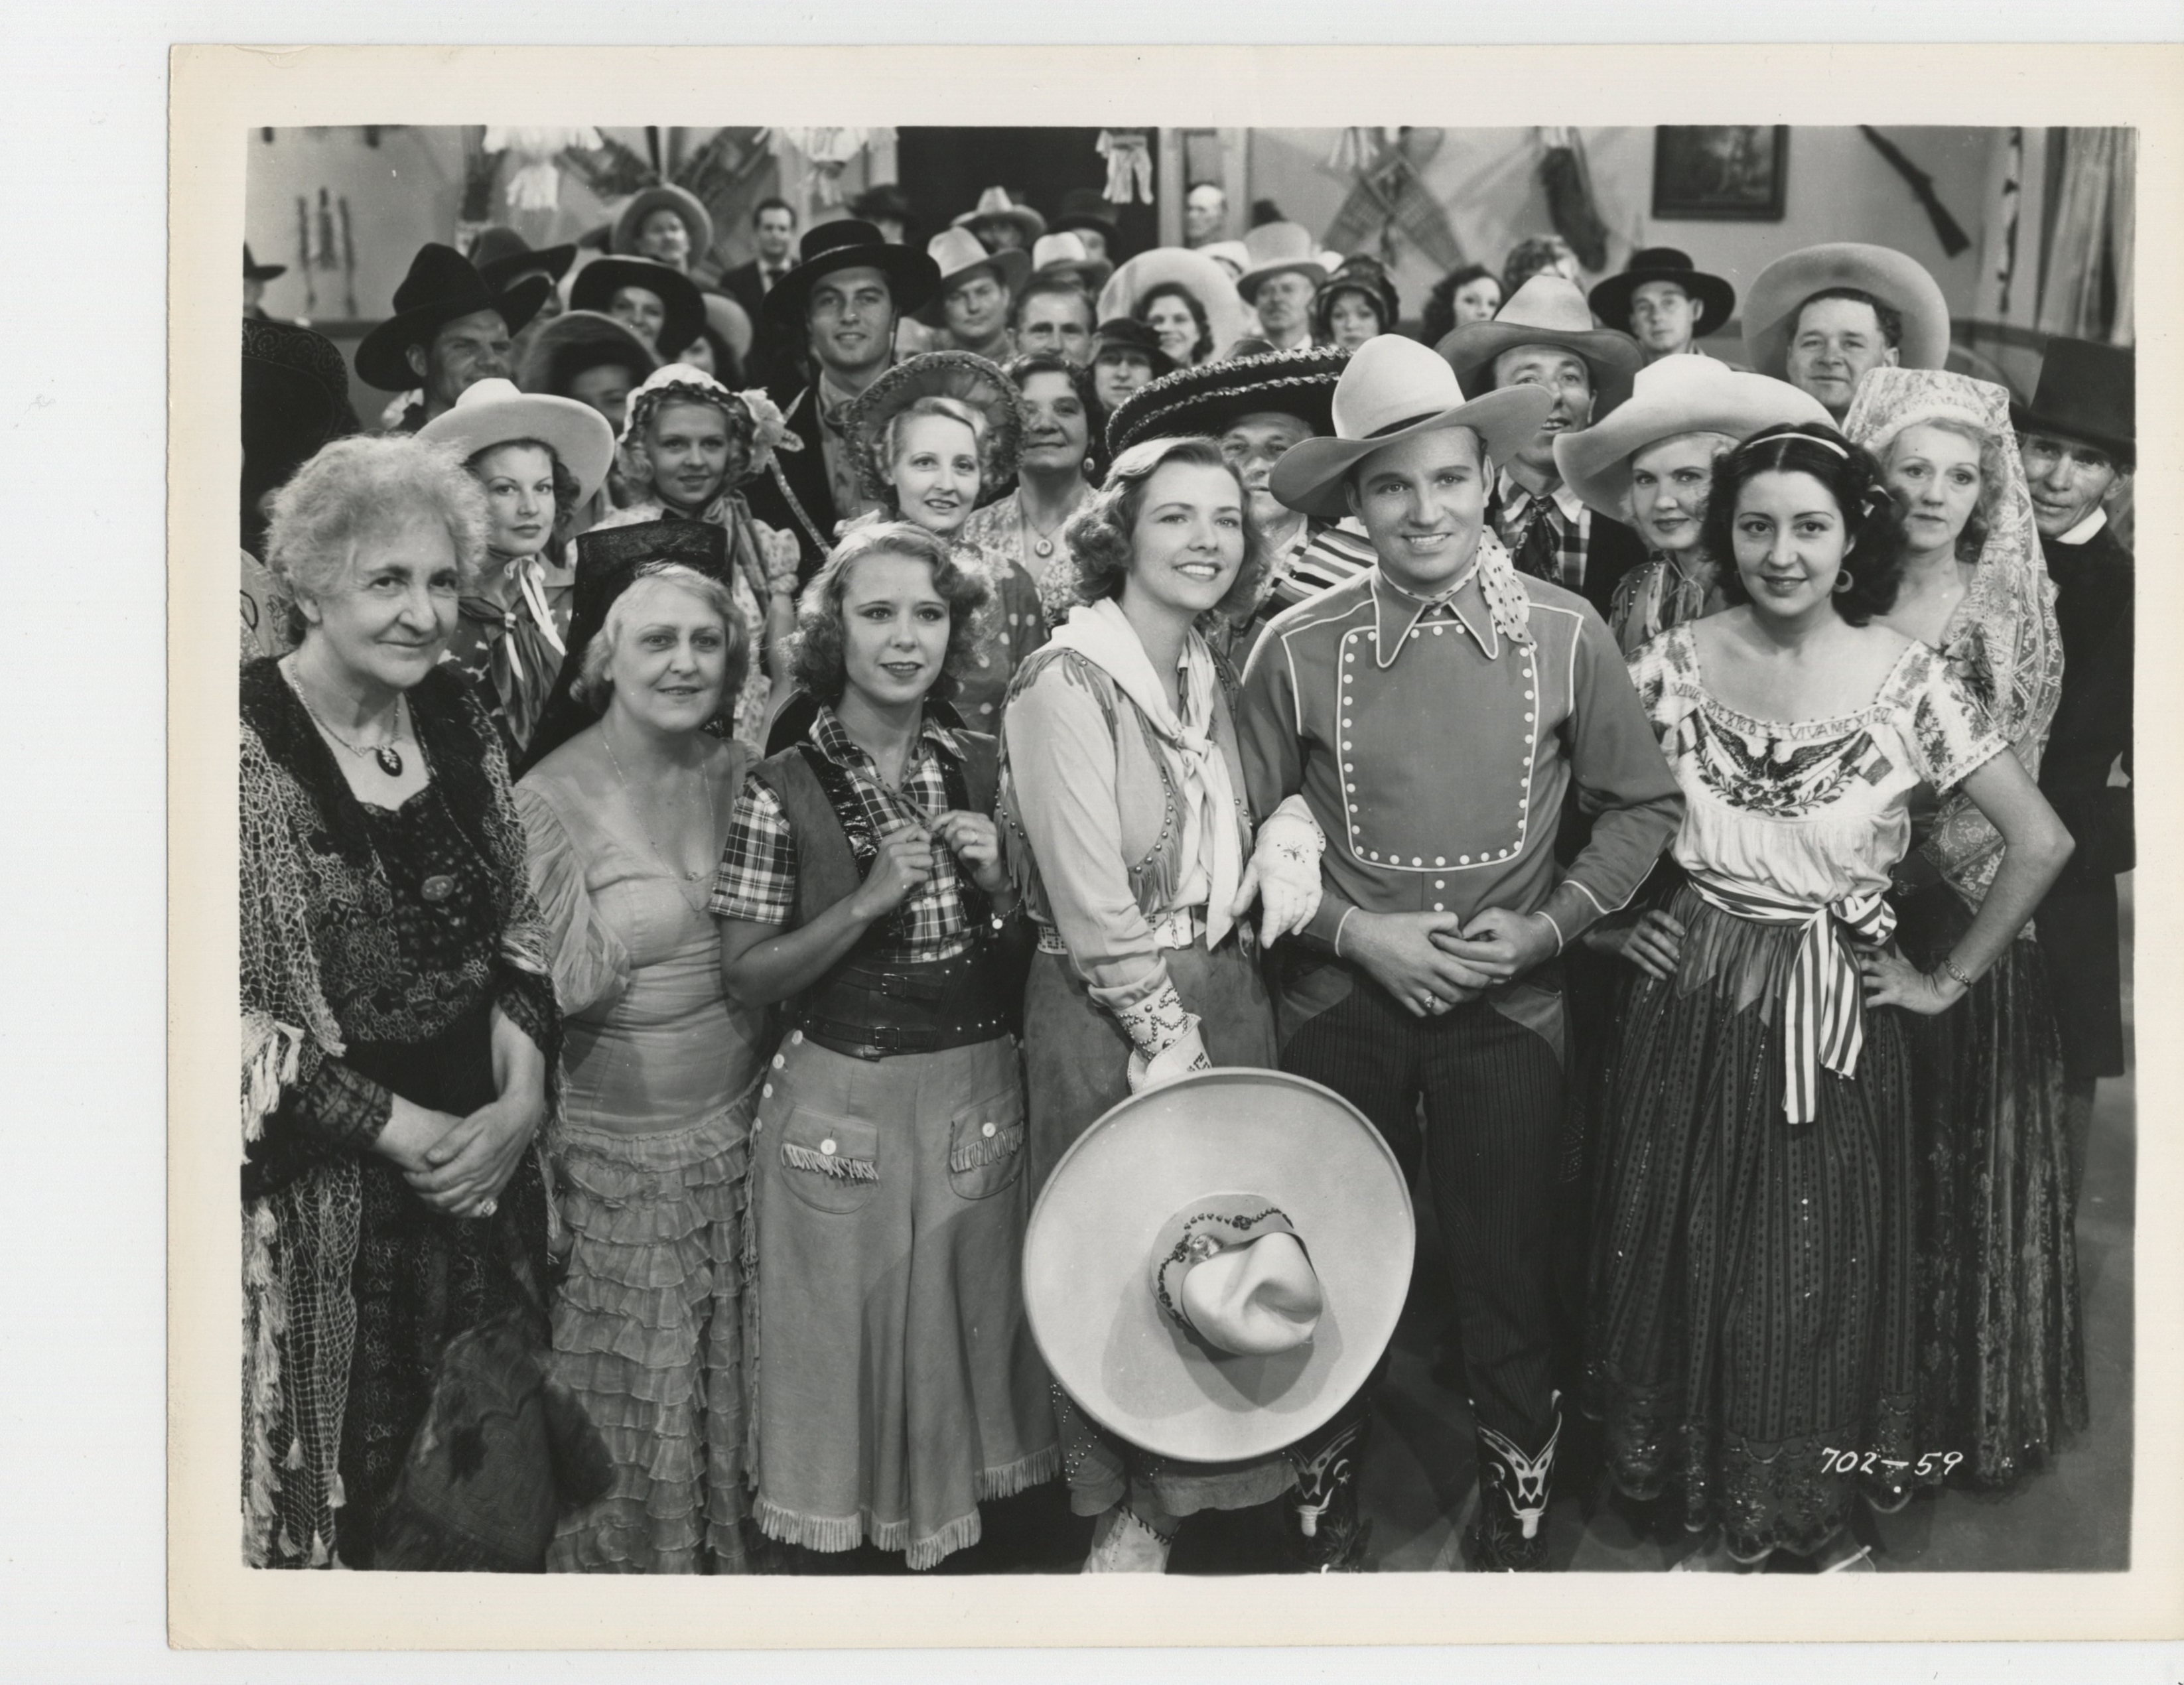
[612,184,716,261]
[516,309,659,397]
[1436,320,1645,400]
[1554,374,1832,521]
[1270,384,1555,521]
[567,259,707,362]
[1587,267,1738,335]
[1097,249,1249,367]
[1741,243,1951,379]
[1107,346,1349,457]
[414,389,619,506]
[761,243,942,328]
[1022,1069,1413,1465]
[839,350,1026,506]
[477,242,577,291]
[354,274,552,391]
[915,247,1035,328]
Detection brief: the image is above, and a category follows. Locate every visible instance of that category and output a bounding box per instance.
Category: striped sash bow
[1684,870,1897,1124]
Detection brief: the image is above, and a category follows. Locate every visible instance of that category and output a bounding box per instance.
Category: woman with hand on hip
[717,521,1055,1570]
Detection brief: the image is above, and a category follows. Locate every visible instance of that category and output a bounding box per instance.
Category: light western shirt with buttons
[1237,561,1683,949]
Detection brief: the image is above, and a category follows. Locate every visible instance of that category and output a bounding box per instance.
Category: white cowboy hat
[415,376,618,505]
[1235,221,1330,303]
[1741,241,1952,381]
[951,186,1047,247]
[1029,230,1113,292]
[1438,273,1644,403]
[1097,247,1250,368]
[917,226,1033,327]
[1022,1069,1413,1464]
[1268,334,1554,521]
[1553,356,1833,522]
[1199,239,1251,280]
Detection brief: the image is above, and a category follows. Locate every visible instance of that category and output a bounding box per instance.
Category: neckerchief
[456,555,567,749]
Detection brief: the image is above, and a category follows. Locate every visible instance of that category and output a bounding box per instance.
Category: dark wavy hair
[1003,350,1109,484]
[1420,264,1501,348]
[1702,424,1910,626]
[463,437,584,546]
[787,520,991,707]
[1134,281,1214,365]
[1057,435,1270,625]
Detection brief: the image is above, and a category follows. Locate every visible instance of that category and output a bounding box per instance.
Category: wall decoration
[1652,125,1789,222]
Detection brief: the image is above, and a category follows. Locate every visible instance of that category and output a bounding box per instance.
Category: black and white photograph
[154,36,2182,1659]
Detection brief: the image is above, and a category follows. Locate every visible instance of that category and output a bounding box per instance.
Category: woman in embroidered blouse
[515,529,764,1573]
[1586,425,2073,1572]
[1846,368,2084,1490]
[415,378,619,758]
[240,436,560,1569]
[959,352,1104,613]
[998,435,1324,1573]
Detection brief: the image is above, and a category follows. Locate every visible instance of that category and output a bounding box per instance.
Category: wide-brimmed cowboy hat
[839,350,1026,506]
[1312,255,1401,338]
[2010,336,2135,465]
[915,226,1034,328]
[1022,1069,1412,1464]
[1088,318,1177,379]
[1097,248,1249,367]
[1438,274,1644,404]
[355,243,552,391]
[760,218,941,329]
[1235,221,1328,304]
[243,243,286,283]
[703,291,754,363]
[1050,186,1119,238]
[516,309,659,399]
[414,376,618,506]
[567,257,707,362]
[1741,241,1951,380]
[468,226,578,293]
[611,183,716,265]
[1029,230,1113,293]
[241,318,358,534]
[951,186,1046,248]
[1587,246,1737,337]
[1107,344,1349,457]
[1270,334,1554,521]
[1554,356,1832,521]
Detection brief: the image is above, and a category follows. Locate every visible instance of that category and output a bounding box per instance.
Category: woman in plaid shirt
[715,521,1056,1570]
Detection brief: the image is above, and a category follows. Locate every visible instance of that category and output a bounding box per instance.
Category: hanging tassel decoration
[295,194,316,314]
[1539,127,1609,273]
[1097,129,1155,206]
[338,195,358,319]
[1858,127,1972,257]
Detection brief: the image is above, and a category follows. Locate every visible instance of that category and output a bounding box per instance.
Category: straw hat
[1268,334,1554,521]
[1235,222,1328,304]
[1437,274,1644,403]
[611,183,716,265]
[1097,247,1250,366]
[1553,357,1832,521]
[1741,242,1950,381]
[1022,1069,1412,1463]
[839,351,1026,506]
[916,226,1033,328]
[1106,344,1348,458]
[414,377,618,506]
[951,186,1047,248]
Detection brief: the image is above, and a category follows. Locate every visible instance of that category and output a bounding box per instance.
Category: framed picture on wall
[1652,125,1789,220]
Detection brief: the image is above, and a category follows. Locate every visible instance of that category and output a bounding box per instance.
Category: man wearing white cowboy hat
[953,186,1046,252]
[1741,241,1951,422]
[1235,222,1328,354]
[920,226,1031,364]
[1237,334,1684,1570]
[1440,274,1649,622]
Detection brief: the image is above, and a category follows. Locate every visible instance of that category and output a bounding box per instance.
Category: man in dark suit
[2014,337,2135,1213]
[1438,275,1648,621]
[720,196,801,387]
[740,220,943,587]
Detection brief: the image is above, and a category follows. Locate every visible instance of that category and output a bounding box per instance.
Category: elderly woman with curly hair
[241,434,566,1570]
[959,350,1105,606]
[715,519,1056,1570]
[995,435,1328,1572]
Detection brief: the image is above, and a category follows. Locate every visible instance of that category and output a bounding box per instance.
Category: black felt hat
[354,243,551,391]
[567,257,707,364]
[1586,247,1737,337]
[760,218,941,329]
[468,226,578,292]
[2010,336,2135,465]
[243,243,287,283]
[1051,187,1119,237]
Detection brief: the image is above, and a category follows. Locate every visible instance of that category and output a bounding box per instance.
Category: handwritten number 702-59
[1822,1448,1964,1478]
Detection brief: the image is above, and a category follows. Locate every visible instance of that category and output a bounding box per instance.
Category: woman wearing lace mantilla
[1586,425,2073,1571]
[1846,368,2085,1490]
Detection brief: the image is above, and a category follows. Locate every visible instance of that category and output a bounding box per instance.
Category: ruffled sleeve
[513,781,634,1021]
[1899,645,2009,795]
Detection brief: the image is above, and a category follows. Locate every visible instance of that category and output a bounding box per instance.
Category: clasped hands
[1349,904,1559,1020]
[849,811,1011,922]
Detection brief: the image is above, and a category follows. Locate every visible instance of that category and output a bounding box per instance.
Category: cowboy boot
[1466,1393,1562,1572]
[1080,1503,1176,1573]
[1284,1410,1374,1572]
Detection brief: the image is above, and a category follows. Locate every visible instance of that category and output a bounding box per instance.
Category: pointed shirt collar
[1368,558,1499,666]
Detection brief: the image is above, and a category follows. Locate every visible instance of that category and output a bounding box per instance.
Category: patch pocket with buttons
[947,1086,1026,1201]
[777,1105,882,1216]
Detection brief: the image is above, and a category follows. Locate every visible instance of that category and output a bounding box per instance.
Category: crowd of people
[237,170,2134,1578]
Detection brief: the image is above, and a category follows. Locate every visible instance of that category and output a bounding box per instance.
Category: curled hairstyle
[1500,235,1576,301]
[1058,435,1270,624]
[1134,282,1213,364]
[1875,414,2012,563]
[1421,263,1499,346]
[464,437,584,547]
[1702,424,1909,626]
[788,520,991,707]
[265,435,488,644]
[1003,350,1109,482]
[570,563,750,724]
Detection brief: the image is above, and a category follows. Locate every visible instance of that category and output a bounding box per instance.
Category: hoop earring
[1833,569,1855,594]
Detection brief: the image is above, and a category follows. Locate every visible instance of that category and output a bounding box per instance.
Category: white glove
[1126,1021,1212,1093]
[1237,793,1325,947]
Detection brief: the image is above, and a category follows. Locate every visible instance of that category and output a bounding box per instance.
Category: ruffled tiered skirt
[545,1085,758,1573]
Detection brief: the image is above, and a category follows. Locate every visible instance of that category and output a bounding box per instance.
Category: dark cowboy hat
[516,309,659,398]
[243,243,286,283]
[611,184,716,264]
[355,243,551,391]
[469,226,577,292]
[242,318,359,545]
[567,257,707,365]
[1587,247,1738,337]
[1107,344,1349,458]
[1051,186,1119,237]
[1089,317,1176,377]
[517,519,736,777]
[850,182,916,225]
[840,350,1026,506]
[761,218,941,330]
[1438,274,1645,405]
[2010,336,2135,465]
[1311,255,1401,340]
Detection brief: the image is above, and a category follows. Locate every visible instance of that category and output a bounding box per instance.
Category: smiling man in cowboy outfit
[1237,334,1683,1570]
[1440,275,1648,622]
[738,218,942,587]
[1588,246,1737,366]
[355,241,553,433]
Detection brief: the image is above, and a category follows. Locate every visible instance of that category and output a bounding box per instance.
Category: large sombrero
[567,257,707,363]
[1106,344,1349,458]
[1741,242,1951,381]
[414,377,618,506]
[1097,247,1251,366]
[839,351,1026,507]
[1022,1069,1413,1464]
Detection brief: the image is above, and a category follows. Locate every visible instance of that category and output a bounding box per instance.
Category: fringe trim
[752,1496,987,1572]
[949,1121,1025,1174]
[780,1143,878,1183]
[241,1015,305,1144]
[976,1441,1059,1502]
[240,1197,285,1566]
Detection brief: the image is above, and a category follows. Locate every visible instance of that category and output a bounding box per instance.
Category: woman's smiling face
[1730,468,1850,622]
[888,411,982,539]
[839,549,951,709]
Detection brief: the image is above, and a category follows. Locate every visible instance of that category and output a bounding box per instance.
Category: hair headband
[1734,427,1850,462]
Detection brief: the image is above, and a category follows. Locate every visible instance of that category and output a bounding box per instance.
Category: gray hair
[263,435,488,642]
[571,563,749,720]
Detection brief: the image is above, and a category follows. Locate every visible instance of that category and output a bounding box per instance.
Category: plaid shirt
[1492,472,1592,594]
[709,707,978,963]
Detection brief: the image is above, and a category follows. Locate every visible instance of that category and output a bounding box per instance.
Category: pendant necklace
[285,659,410,777]
[604,722,717,888]
[1022,488,1084,561]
